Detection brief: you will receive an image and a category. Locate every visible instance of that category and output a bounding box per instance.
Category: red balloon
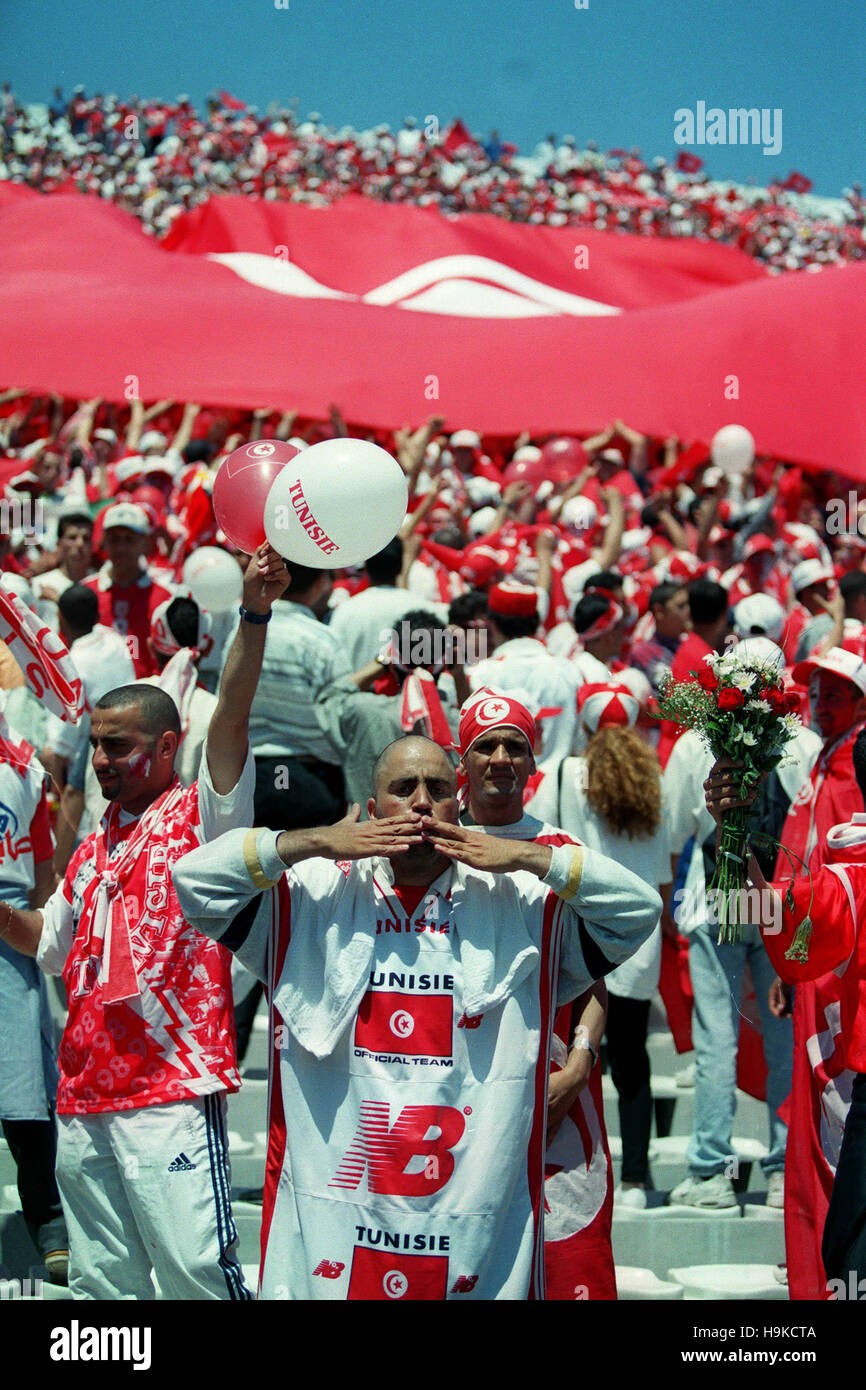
[502,456,547,489]
[212,439,301,553]
[131,484,167,517]
[540,437,587,485]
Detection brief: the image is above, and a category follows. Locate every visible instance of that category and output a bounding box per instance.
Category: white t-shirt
[558,757,670,1000]
[328,586,441,670]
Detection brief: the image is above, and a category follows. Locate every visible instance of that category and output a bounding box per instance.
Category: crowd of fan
[3,386,866,1286]
[2,82,864,271]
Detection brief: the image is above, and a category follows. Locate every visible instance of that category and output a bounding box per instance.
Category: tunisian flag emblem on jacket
[354,990,452,1057]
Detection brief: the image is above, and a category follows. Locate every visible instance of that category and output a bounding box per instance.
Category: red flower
[697,667,719,691]
[782,692,801,715]
[762,686,785,711]
[718,687,746,710]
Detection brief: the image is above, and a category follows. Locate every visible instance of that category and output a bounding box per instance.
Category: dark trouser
[1,1117,68,1255]
[823,1072,866,1284]
[233,756,346,1062]
[606,994,652,1185]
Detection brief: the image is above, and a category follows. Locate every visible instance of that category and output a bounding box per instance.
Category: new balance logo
[167,1152,197,1172]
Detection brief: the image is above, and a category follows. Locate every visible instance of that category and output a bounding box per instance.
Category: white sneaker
[615,1186,648,1210]
[675,1062,696,1089]
[668,1173,737,1209]
[766,1170,785,1209]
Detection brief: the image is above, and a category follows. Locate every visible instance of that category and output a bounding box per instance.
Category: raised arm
[205,544,290,794]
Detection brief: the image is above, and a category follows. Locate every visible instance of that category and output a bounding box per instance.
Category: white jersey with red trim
[172,828,660,1300]
[37,748,255,1114]
[465,810,616,1300]
[0,729,53,899]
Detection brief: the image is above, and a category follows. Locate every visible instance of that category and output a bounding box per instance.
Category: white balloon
[263,438,408,568]
[182,546,243,614]
[711,424,755,476]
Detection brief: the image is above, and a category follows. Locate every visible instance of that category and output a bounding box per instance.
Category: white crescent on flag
[1,188,865,472]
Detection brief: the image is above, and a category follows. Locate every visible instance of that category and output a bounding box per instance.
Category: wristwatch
[239,605,272,624]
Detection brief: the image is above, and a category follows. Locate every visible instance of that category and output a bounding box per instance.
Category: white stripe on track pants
[56,1093,252,1300]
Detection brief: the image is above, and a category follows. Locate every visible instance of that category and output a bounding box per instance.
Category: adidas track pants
[56,1093,252,1300]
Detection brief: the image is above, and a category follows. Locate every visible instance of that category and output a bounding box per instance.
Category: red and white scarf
[85,779,186,1004]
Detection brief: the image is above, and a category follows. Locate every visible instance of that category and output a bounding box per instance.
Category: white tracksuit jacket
[173,829,660,1300]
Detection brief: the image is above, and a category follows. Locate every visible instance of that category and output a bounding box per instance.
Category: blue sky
[4,0,863,195]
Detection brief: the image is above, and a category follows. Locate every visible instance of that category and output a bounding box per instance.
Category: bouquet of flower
[657,650,802,944]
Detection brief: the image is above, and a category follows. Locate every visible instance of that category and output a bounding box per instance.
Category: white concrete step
[615,1266,684,1300]
[667,1263,789,1300]
[612,1215,784,1280]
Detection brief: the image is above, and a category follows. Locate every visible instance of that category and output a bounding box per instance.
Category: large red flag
[0,192,864,473]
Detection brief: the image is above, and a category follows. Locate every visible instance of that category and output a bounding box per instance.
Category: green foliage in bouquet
[657,650,802,944]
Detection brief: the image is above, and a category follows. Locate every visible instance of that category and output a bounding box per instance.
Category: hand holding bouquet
[657,646,801,944]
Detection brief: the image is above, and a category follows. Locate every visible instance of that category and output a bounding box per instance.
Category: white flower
[728,724,744,741]
[729,670,756,693]
[741,730,758,746]
[745,699,767,712]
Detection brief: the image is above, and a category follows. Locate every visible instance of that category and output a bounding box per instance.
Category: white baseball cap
[467,506,498,538]
[733,594,786,643]
[101,502,152,535]
[793,646,866,697]
[450,430,481,450]
[139,430,168,453]
[791,558,834,594]
[560,497,598,532]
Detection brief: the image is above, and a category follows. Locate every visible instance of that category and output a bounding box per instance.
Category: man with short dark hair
[32,512,95,604]
[630,582,691,694]
[173,732,660,1299]
[315,608,462,807]
[328,537,439,669]
[0,545,287,1299]
[658,578,729,767]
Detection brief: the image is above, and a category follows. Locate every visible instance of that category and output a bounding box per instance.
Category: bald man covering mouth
[173,733,661,1300]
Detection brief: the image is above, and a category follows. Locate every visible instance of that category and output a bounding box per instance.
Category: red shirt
[768,817,866,1072]
[38,778,242,1114]
[83,572,173,677]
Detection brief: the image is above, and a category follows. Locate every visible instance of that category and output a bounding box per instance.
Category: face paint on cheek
[127,753,152,780]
